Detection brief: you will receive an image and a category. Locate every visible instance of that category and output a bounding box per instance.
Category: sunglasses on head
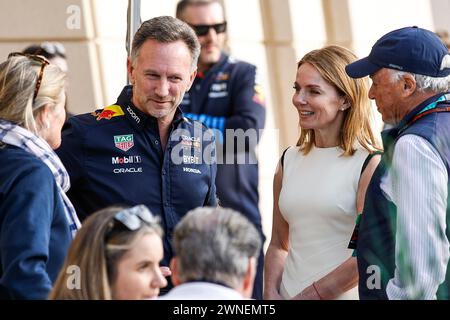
[8,52,50,101]
[189,21,227,37]
[105,205,157,241]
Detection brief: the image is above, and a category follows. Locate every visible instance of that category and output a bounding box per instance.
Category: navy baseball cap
[346,26,450,78]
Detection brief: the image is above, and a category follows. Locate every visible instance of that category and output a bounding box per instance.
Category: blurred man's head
[170,207,261,298]
[23,42,68,73]
[176,0,226,72]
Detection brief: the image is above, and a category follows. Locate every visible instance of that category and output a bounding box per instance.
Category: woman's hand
[264,289,285,300]
[160,266,172,277]
[291,284,321,300]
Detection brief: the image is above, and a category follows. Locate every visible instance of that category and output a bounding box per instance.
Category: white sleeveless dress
[278,145,369,300]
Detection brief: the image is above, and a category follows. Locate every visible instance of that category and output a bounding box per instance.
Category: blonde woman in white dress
[264,46,381,300]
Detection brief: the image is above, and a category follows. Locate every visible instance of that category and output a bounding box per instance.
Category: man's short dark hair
[131,15,200,71]
[176,0,221,20]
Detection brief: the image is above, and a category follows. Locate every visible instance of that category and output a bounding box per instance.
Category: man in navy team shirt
[176,0,266,299]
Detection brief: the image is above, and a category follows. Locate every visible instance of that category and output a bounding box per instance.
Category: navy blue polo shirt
[56,85,217,266]
[180,53,266,230]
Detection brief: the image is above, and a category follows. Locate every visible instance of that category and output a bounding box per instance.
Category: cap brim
[345,57,381,78]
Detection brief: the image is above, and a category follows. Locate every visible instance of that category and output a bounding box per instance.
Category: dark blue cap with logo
[346,26,450,78]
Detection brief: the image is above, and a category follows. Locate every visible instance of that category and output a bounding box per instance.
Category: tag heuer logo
[114,134,134,152]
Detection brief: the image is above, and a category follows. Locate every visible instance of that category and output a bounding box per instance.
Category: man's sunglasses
[106,205,158,241]
[8,52,50,101]
[189,22,227,37]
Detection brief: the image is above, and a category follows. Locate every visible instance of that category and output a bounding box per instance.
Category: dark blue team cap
[346,26,450,78]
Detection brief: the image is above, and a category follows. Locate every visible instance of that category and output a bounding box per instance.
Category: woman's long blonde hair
[0,55,65,133]
[296,45,382,155]
[49,206,162,300]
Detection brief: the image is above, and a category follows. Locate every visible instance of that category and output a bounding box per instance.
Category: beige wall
[1,0,449,248]
[0,0,103,114]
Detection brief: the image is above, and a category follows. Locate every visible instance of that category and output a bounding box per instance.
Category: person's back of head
[171,207,261,298]
[23,42,68,73]
[0,54,66,134]
[23,42,66,60]
[49,205,166,300]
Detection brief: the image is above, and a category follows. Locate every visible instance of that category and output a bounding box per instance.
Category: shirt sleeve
[383,134,449,299]
[0,164,57,299]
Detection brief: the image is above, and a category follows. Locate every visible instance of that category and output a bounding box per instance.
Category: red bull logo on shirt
[215,72,229,81]
[114,134,134,152]
[93,105,125,121]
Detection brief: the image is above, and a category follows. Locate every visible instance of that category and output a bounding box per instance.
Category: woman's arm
[292,154,381,300]
[263,160,290,300]
[0,163,56,299]
[356,154,381,213]
[293,257,358,300]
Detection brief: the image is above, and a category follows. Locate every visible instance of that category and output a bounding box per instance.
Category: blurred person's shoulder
[226,55,257,73]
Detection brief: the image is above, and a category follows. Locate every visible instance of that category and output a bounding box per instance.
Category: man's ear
[127,57,135,85]
[402,73,416,97]
[241,257,257,298]
[169,258,182,286]
[186,68,197,91]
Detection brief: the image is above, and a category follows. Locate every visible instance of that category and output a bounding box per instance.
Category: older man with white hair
[160,207,261,299]
[346,26,450,300]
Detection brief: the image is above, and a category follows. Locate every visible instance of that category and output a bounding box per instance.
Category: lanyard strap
[410,106,450,124]
[404,94,450,128]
